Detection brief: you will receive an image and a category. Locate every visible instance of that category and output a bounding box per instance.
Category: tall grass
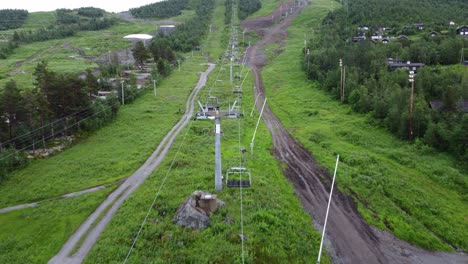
[261,0,467,251]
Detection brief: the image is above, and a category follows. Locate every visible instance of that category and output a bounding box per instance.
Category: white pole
[250,91,260,117]
[250,98,267,154]
[230,56,233,84]
[177,59,181,72]
[121,81,125,105]
[317,154,340,264]
[153,79,156,96]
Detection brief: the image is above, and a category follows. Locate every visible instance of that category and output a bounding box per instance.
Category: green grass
[0,60,208,208]
[0,187,113,263]
[261,0,467,251]
[82,1,330,262]
[0,18,156,90]
[248,0,281,18]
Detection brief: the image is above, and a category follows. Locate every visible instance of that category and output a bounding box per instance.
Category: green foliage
[0,9,28,30]
[77,7,105,18]
[263,0,467,250]
[131,41,150,65]
[345,0,467,28]
[303,0,468,159]
[130,0,189,19]
[238,0,262,20]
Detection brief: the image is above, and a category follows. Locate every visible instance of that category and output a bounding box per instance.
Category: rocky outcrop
[173,191,224,229]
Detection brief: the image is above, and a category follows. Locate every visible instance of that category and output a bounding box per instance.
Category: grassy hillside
[0,19,155,89]
[84,0,328,262]
[262,0,467,251]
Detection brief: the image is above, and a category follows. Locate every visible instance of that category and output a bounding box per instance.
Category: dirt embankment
[242,1,467,263]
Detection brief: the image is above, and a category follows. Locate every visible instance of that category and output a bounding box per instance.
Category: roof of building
[123,34,153,40]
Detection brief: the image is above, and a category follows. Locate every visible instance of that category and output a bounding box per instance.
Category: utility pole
[409,70,415,139]
[317,155,340,264]
[177,59,181,72]
[251,98,267,154]
[230,56,234,84]
[153,79,156,96]
[339,58,344,102]
[121,81,125,105]
[343,65,346,100]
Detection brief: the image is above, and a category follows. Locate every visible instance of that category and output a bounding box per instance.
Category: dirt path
[0,185,108,214]
[49,63,215,264]
[243,1,467,263]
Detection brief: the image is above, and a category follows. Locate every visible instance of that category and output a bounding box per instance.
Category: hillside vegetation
[304,0,468,161]
[0,9,29,30]
[262,0,467,251]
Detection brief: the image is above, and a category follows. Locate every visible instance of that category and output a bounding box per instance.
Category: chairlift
[226,167,251,187]
[233,85,243,94]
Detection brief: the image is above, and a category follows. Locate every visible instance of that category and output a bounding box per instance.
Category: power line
[123,116,196,264]
[0,100,120,161]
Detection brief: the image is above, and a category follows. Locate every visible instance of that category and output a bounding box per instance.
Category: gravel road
[49,63,215,264]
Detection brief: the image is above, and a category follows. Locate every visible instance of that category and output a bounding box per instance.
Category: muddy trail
[242,1,467,263]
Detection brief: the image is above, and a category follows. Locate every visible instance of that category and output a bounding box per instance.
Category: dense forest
[238,0,261,20]
[303,0,468,161]
[148,0,215,66]
[130,0,189,19]
[0,9,28,30]
[346,0,467,30]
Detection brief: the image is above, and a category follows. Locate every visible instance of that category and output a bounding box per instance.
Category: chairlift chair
[226,167,251,187]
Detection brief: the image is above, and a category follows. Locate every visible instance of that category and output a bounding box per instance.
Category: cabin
[456,26,468,36]
[158,25,176,35]
[397,35,409,40]
[382,38,390,44]
[386,58,424,71]
[414,23,425,30]
[428,31,439,37]
[371,33,383,41]
[449,20,456,26]
[352,36,366,42]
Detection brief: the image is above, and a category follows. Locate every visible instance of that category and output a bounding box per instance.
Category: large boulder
[173,191,224,229]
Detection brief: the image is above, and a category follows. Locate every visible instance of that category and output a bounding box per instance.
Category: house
[371,33,383,41]
[456,25,468,36]
[352,35,366,42]
[358,26,369,31]
[397,35,409,40]
[449,20,456,26]
[428,31,439,37]
[158,25,176,35]
[430,101,468,113]
[386,58,424,71]
[414,23,425,30]
[382,38,390,44]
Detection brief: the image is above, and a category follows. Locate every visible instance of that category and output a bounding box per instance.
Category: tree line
[130,0,189,19]
[238,0,261,20]
[346,0,467,30]
[303,0,468,161]
[0,9,28,30]
[0,58,155,183]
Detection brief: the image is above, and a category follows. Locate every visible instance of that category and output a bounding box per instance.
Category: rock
[173,191,225,229]
[173,199,210,229]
